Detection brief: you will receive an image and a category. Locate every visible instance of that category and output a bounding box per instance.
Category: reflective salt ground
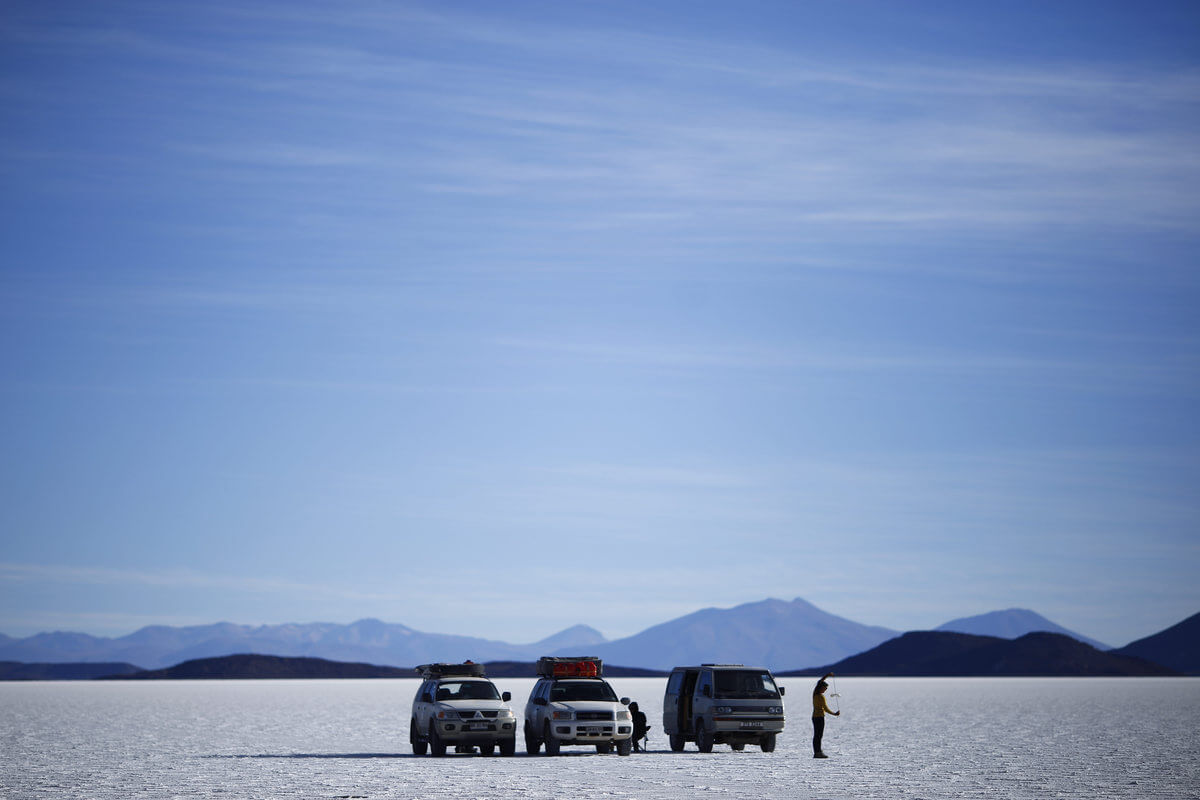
[2,677,1197,799]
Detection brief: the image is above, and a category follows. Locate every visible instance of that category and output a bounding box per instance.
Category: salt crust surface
[2,677,1197,799]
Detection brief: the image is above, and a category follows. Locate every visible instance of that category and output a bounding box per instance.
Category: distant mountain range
[780,631,1177,677]
[6,636,1176,680]
[0,619,607,670]
[0,599,1191,673]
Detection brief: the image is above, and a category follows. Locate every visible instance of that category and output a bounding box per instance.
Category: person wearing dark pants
[812,671,840,758]
[629,701,650,752]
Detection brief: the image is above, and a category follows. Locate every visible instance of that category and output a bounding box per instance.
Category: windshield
[435,680,501,701]
[713,670,780,699]
[551,680,618,703]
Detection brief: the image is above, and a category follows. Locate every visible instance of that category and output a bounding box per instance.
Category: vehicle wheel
[500,737,516,757]
[480,742,496,756]
[429,722,446,757]
[543,722,560,756]
[669,733,685,752]
[616,737,632,756]
[595,742,612,754]
[410,719,428,756]
[731,743,745,751]
[760,733,776,753]
[524,722,541,755]
[695,720,713,753]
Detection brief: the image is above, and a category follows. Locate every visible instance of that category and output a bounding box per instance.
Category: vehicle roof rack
[701,663,745,667]
[415,662,487,679]
[536,656,603,678]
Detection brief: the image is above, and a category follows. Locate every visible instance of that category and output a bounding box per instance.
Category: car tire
[429,722,447,757]
[500,737,516,757]
[695,720,713,753]
[543,721,560,756]
[480,742,495,756]
[731,743,745,751]
[760,733,776,753]
[595,742,612,754]
[669,733,685,752]
[410,719,427,756]
[524,722,541,755]
[616,737,632,756]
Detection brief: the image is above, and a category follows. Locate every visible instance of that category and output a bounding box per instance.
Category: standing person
[812,671,840,758]
[629,701,650,752]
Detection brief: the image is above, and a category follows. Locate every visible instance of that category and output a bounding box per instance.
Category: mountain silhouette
[1110,611,1200,675]
[783,631,1177,676]
[558,597,897,671]
[109,653,412,680]
[935,608,1110,650]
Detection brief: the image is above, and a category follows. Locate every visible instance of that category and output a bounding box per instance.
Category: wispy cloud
[8,3,1196,240]
[491,336,1199,395]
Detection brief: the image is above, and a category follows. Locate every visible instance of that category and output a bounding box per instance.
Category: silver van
[662,664,785,752]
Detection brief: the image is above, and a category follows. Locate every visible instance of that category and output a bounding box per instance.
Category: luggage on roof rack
[536,656,602,678]
[415,662,487,679]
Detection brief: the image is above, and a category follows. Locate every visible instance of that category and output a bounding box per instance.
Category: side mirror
[421,693,433,703]
[502,691,512,702]
[533,697,548,706]
[779,687,786,696]
[620,697,631,706]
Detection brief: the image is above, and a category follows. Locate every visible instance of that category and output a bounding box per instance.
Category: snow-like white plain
[2,677,1197,799]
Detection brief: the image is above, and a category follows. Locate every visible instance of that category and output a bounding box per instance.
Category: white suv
[523,657,634,756]
[410,663,517,756]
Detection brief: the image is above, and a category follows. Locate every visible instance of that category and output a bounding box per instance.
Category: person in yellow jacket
[812,671,840,758]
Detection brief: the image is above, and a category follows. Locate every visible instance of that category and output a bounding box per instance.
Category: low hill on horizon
[781,631,1178,677]
[106,653,413,680]
[0,661,144,681]
[1110,612,1200,675]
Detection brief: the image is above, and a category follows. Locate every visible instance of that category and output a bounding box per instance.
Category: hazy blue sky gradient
[3,1,1198,647]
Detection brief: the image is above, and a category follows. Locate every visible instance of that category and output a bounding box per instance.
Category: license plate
[470,722,489,730]
[740,721,764,729]
[581,726,602,734]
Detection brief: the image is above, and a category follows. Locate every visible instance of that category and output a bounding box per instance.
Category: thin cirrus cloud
[11,7,1190,236]
[489,336,1193,394]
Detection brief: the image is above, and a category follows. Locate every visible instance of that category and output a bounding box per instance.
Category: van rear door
[679,669,699,733]
[663,671,683,734]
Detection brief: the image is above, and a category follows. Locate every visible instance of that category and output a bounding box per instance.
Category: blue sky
[2,0,1198,648]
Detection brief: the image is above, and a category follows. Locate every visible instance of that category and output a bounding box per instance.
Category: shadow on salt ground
[203,751,605,759]
[203,753,408,759]
[204,748,682,760]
